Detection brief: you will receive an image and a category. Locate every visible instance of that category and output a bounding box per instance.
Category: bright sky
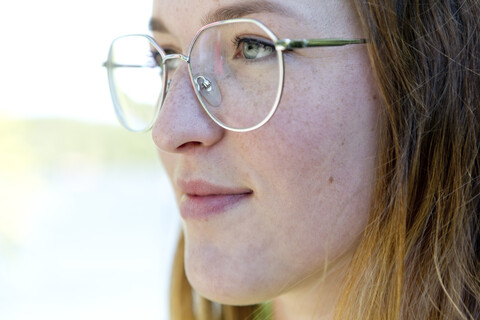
[0,0,153,124]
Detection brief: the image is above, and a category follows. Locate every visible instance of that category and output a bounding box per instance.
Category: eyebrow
[149,17,169,33]
[149,0,292,33]
[201,0,291,25]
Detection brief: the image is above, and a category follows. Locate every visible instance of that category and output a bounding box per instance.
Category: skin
[151,0,380,318]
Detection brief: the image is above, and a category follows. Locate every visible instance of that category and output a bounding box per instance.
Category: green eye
[234,37,275,60]
[242,39,274,59]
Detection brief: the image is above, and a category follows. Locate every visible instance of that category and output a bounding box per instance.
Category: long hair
[338,0,480,319]
[169,0,480,319]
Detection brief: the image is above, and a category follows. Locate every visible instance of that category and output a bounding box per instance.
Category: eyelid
[233,34,275,46]
[231,35,276,56]
[152,43,182,57]
[152,34,182,54]
[163,47,180,55]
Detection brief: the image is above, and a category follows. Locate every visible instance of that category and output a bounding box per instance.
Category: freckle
[329,176,334,184]
[373,95,378,100]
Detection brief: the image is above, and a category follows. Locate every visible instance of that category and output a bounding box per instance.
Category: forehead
[152,0,360,39]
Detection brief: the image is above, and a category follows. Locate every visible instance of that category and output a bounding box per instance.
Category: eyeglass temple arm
[275,38,367,50]
[102,61,153,68]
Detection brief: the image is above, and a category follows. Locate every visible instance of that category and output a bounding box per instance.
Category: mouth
[177,179,253,220]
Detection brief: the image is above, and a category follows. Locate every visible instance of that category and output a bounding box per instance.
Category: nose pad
[152,68,225,152]
[194,75,222,107]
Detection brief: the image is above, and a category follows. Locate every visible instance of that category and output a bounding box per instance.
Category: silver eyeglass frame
[105,18,366,133]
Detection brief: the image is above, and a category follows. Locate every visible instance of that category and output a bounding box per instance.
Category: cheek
[248,68,378,193]
[265,50,378,174]
[235,53,379,259]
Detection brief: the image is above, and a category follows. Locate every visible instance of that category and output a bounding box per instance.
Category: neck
[271,252,353,320]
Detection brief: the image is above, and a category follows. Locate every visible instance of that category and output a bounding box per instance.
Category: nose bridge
[152,52,225,151]
[164,53,189,63]
[163,53,190,94]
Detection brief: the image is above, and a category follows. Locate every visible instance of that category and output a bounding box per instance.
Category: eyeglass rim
[106,34,168,132]
[106,18,367,132]
[106,18,285,133]
[186,18,286,133]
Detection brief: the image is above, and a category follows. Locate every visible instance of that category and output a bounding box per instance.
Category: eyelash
[163,48,178,55]
[232,35,273,47]
[149,37,292,68]
[231,35,295,60]
[232,35,275,57]
[149,49,180,71]
[148,48,177,59]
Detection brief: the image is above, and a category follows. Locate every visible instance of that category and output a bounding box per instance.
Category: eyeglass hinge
[276,39,310,50]
[275,39,291,51]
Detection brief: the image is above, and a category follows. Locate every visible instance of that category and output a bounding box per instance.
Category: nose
[152,64,225,153]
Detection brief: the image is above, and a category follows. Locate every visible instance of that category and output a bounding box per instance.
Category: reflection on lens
[189,20,282,130]
[107,35,164,132]
[194,75,222,107]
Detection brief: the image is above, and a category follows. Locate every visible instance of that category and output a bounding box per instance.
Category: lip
[177,179,253,220]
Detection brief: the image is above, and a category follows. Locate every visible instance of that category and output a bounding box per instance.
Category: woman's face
[152,0,380,305]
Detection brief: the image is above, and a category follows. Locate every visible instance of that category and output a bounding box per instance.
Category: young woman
[106,0,480,319]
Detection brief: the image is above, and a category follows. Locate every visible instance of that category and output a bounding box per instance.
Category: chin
[184,243,275,306]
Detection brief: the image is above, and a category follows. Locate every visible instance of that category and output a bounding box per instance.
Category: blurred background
[0,1,180,319]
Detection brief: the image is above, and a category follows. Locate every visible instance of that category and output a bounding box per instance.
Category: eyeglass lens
[107,21,282,132]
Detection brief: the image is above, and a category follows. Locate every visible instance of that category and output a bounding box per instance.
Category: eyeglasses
[105,18,366,132]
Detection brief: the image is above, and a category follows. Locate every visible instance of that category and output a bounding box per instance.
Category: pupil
[244,41,260,59]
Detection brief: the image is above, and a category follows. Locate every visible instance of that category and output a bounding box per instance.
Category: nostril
[177,141,203,152]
